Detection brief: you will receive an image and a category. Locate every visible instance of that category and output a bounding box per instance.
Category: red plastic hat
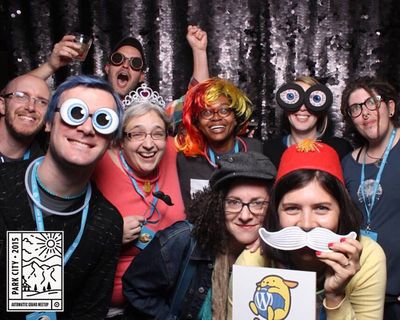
[276,140,344,184]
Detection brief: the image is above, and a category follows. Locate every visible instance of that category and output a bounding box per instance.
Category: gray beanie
[209,151,277,191]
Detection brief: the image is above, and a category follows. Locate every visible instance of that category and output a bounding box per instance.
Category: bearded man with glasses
[0,74,50,163]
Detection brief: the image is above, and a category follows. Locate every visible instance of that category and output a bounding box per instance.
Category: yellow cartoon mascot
[249,275,298,320]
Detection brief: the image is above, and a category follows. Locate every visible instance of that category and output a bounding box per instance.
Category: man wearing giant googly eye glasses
[276,82,333,113]
[0,75,124,319]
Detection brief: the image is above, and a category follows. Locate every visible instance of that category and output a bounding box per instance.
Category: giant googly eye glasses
[56,98,119,135]
[110,52,143,71]
[276,82,333,113]
[276,83,305,112]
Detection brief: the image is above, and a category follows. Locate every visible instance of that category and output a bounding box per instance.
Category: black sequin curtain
[1,0,400,139]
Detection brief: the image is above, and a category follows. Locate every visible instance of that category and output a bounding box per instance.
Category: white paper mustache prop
[259,226,357,252]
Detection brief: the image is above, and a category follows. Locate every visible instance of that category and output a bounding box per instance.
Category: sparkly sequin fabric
[2,0,399,139]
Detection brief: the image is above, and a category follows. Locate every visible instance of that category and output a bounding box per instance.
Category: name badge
[134,225,155,250]
[361,229,378,241]
[26,311,57,320]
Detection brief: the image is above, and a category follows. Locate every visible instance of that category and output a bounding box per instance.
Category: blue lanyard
[207,140,239,167]
[285,134,291,147]
[360,128,397,228]
[30,157,91,265]
[119,151,160,224]
[23,148,30,160]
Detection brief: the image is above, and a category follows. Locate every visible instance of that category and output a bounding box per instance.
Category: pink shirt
[92,138,185,306]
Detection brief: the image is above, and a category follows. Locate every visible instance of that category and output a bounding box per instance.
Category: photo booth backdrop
[1,0,400,140]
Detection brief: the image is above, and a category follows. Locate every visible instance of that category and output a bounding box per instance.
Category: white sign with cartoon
[233,265,315,320]
[7,231,64,312]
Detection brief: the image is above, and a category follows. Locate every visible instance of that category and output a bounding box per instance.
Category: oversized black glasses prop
[57,98,119,135]
[276,83,305,111]
[110,52,143,71]
[276,82,333,113]
[304,84,333,113]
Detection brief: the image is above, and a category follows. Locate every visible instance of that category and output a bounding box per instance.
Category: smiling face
[104,45,145,98]
[47,86,117,169]
[348,88,395,144]
[225,180,269,249]
[197,95,237,152]
[0,75,50,141]
[121,110,167,178]
[278,178,340,231]
[277,178,340,263]
[286,81,319,137]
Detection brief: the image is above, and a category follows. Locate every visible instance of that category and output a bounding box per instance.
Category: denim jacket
[123,221,214,320]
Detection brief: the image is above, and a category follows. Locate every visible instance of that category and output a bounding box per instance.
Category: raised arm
[28,34,81,80]
[186,25,209,83]
[165,26,209,128]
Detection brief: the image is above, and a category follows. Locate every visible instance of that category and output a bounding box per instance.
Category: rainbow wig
[175,77,253,157]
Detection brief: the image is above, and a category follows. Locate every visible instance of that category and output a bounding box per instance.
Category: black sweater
[0,161,123,319]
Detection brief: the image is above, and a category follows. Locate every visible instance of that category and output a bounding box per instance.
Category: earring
[390,112,394,117]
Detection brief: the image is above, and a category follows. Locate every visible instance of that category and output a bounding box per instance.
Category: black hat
[110,36,146,69]
[209,152,277,191]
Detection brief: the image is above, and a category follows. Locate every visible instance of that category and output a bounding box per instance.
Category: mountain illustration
[23,259,62,292]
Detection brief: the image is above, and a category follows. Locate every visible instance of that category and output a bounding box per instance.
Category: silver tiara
[122,83,166,110]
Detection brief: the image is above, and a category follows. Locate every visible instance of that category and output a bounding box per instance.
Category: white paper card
[232,265,315,320]
[190,179,209,198]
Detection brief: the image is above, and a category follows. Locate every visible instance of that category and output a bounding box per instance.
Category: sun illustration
[34,233,62,259]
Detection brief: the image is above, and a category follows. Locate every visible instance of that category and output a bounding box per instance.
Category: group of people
[0,24,398,320]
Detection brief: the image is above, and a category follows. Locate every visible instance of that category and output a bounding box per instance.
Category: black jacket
[0,161,123,319]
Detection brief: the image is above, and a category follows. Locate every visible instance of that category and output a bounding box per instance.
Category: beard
[5,112,45,142]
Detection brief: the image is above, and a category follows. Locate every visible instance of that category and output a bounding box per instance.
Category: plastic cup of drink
[72,33,92,61]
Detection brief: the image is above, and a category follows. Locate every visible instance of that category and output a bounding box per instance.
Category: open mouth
[210,125,226,133]
[68,138,94,149]
[117,71,130,87]
[294,114,310,121]
[17,114,37,122]
[139,152,157,159]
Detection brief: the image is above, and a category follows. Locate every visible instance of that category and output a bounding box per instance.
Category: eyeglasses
[199,107,233,120]
[124,130,167,142]
[110,52,143,71]
[1,91,49,108]
[347,95,381,118]
[224,198,269,215]
[56,98,119,135]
